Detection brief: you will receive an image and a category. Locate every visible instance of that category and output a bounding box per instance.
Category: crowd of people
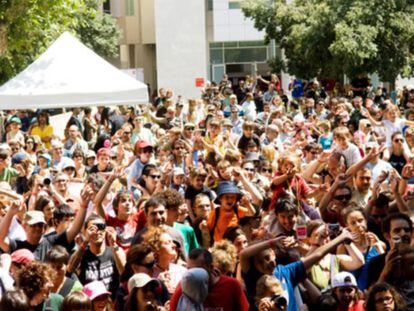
[0,73,413,311]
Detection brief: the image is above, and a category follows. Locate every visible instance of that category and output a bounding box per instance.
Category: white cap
[331,272,357,288]
[128,273,158,292]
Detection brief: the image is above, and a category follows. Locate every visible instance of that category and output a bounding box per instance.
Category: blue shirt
[274,261,306,311]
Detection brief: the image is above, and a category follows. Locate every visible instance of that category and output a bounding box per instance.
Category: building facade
[106,0,281,98]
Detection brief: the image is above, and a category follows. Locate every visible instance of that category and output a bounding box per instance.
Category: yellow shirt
[31,125,54,149]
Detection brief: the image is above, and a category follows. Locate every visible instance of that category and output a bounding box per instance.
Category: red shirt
[105,213,140,251]
[170,275,249,311]
[271,173,311,208]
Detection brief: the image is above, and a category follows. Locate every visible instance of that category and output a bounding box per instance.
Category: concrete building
[105,0,280,98]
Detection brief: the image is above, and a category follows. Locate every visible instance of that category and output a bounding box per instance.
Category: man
[367,212,413,287]
[170,248,249,311]
[351,168,372,207]
[0,186,92,261]
[0,149,24,184]
[364,142,393,185]
[63,125,88,157]
[127,140,154,192]
[155,189,199,255]
[67,214,125,297]
[51,140,71,170]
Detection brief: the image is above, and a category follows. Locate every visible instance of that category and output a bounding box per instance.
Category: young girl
[317,120,333,150]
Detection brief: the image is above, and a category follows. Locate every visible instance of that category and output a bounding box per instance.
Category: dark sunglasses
[93,222,106,231]
[141,260,156,269]
[262,168,272,173]
[244,168,255,172]
[394,139,404,143]
[149,174,161,180]
[141,148,153,154]
[334,194,352,201]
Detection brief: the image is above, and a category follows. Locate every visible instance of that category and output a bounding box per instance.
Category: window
[103,0,111,13]
[208,0,214,10]
[228,0,241,9]
[125,0,134,16]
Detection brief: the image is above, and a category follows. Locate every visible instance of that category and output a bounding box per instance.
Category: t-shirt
[382,118,405,147]
[0,167,19,184]
[170,275,249,311]
[173,222,199,255]
[184,185,215,206]
[88,163,113,174]
[105,213,139,250]
[153,263,187,294]
[207,206,248,242]
[8,230,71,262]
[78,247,119,298]
[336,143,362,167]
[31,125,54,149]
[274,261,307,311]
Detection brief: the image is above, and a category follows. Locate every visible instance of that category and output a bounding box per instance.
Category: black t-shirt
[78,247,119,298]
[237,134,261,153]
[241,264,263,311]
[389,153,406,175]
[9,230,71,262]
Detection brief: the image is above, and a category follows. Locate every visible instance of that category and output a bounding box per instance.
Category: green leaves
[242,0,414,82]
[0,0,121,85]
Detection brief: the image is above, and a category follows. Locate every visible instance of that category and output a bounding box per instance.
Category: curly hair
[210,240,237,275]
[143,227,167,253]
[17,261,55,300]
[365,282,406,311]
[154,189,184,210]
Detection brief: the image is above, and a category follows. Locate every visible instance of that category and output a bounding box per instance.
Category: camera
[270,294,287,309]
[43,178,51,186]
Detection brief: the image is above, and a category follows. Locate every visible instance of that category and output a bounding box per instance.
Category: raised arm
[66,185,94,243]
[0,202,21,253]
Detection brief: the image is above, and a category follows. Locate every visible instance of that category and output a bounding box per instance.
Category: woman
[82,280,113,311]
[97,107,113,136]
[210,239,238,276]
[18,261,63,310]
[337,205,386,290]
[25,135,39,164]
[33,195,55,234]
[72,149,87,179]
[143,227,187,294]
[0,290,31,311]
[61,291,92,311]
[35,153,52,177]
[138,164,164,199]
[306,220,365,291]
[365,282,406,311]
[45,246,83,297]
[30,111,54,149]
[383,132,410,174]
[125,273,166,311]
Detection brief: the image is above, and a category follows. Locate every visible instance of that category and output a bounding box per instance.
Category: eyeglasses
[262,168,272,173]
[141,148,153,154]
[174,146,185,150]
[149,174,161,180]
[334,194,352,201]
[185,127,195,131]
[244,168,255,172]
[93,222,106,231]
[394,139,404,143]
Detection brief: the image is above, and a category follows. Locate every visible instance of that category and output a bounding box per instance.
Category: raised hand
[105,226,117,248]
[80,185,94,208]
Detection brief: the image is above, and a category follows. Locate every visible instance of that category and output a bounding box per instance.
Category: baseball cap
[86,150,96,159]
[62,158,76,170]
[184,122,195,129]
[51,140,63,149]
[38,153,52,162]
[173,167,185,176]
[97,148,111,158]
[128,273,159,292]
[331,272,357,288]
[135,140,153,150]
[24,211,46,226]
[83,281,111,301]
[8,116,21,125]
[221,119,232,127]
[11,152,26,165]
[11,249,35,264]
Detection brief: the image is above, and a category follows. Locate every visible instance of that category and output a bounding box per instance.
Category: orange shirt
[207,205,248,242]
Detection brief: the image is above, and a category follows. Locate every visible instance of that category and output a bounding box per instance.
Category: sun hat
[82,280,111,301]
[216,181,241,198]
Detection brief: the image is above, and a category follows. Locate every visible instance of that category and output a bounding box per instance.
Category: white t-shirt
[382,118,406,147]
[337,142,362,167]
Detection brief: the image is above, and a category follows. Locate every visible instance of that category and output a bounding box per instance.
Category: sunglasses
[394,139,404,143]
[244,168,255,172]
[141,148,153,154]
[262,168,272,173]
[334,194,352,201]
[93,223,106,231]
[185,127,195,131]
[141,260,156,269]
[149,174,161,180]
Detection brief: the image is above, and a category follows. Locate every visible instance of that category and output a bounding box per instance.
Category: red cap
[11,249,35,264]
[97,148,111,158]
[134,140,153,154]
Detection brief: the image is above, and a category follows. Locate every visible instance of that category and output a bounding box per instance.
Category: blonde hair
[262,145,276,163]
[256,275,284,303]
[143,227,167,253]
[277,153,300,173]
[333,126,351,139]
[210,240,237,275]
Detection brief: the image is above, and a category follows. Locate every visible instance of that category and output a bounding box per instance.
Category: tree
[242,0,414,83]
[0,0,121,85]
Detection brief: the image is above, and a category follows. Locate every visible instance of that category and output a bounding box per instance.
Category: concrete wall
[154,0,208,99]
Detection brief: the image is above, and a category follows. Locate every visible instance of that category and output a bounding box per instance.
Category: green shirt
[174,222,199,255]
[0,167,19,184]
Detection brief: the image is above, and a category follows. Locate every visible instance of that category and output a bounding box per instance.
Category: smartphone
[328,224,341,238]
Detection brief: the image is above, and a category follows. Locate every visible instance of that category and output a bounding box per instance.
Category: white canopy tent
[0,32,149,110]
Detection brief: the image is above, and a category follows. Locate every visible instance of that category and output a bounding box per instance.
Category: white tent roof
[0,32,148,110]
